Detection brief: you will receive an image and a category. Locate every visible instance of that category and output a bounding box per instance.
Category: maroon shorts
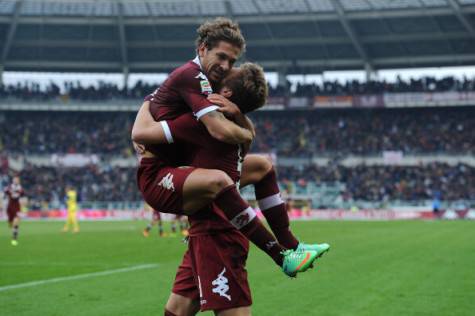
[7,202,20,223]
[172,231,251,312]
[137,158,195,215]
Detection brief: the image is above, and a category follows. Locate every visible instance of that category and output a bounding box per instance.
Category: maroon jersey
[144,57,218,166]
[4,183,24,212]
[165,113,245,236]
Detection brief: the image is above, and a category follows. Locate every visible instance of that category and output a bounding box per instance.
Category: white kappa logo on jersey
[212,268,231,301]
[158,173,175,192]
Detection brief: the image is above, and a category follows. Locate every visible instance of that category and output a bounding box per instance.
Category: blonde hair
[222,62,268,113]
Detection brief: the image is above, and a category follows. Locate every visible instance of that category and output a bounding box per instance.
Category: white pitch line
[0,263,159,292]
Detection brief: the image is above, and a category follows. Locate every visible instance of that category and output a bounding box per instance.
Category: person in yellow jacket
[62,186,80,233]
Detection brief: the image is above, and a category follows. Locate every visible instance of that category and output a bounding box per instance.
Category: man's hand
[207,94,241,118]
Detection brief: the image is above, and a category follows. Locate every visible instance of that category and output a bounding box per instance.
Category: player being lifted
[3,176,24,246]
[62,185,80,233]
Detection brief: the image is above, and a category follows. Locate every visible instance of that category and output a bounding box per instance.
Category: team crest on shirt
[196,72,213,95]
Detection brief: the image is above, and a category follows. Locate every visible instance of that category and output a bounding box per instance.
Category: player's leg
[11,215,20,246]
[170,217,178,236]
[240,154,330,257]
[165,293,200,316]
[72,211,79,233]
[215,306,251,316]
[143,212,158,237]
[240,154,299,249]
[63,210,72,232]
[158,218,165,236]
[183,168,287,267]
[183,168,319,274]
[178,216,189,236]
[167,249,201,316]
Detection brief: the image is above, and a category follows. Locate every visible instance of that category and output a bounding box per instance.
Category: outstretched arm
[131,101,169,144]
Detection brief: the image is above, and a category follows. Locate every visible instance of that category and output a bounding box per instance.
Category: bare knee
[205,170,233,195]
[254,155,273,175]
[165,293,199,316]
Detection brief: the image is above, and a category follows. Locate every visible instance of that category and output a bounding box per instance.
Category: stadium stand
[1,107,473,156]
[1,76,474,102]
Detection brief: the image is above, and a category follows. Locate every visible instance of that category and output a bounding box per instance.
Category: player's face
[13,177,20,185]
[199,41,240,84]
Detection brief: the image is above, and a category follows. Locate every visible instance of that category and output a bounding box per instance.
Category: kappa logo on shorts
[212,268,231,301]
[158,173,175,192]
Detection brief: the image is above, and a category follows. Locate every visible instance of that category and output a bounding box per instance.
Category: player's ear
[197,43,207,58]
[220,86,233,98]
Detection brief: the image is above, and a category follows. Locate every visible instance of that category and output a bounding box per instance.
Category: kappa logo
[158,173,175,192]
[212,268,231,301]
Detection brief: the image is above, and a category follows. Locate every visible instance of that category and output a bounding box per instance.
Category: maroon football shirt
[144,57,218,166]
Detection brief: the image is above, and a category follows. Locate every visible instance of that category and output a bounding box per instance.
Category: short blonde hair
[222,63,268,113]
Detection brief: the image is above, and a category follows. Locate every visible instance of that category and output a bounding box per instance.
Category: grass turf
[0,220,474,316]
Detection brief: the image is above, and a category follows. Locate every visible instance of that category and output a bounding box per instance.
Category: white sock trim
[258,193,284,211]
[160,121,174,144]
[230,207,257,230]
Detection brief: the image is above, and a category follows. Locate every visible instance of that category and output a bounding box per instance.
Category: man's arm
[131,101,170,144]
[199,111,253,144]
[206,93,255,146]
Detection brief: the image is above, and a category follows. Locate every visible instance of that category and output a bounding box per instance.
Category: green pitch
[1,220,474,316]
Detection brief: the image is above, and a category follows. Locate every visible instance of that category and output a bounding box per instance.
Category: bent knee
[205,170,233,194]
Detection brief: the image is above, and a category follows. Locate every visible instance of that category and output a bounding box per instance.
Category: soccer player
[3,176,24,246]
[132,18,325,275]
[62,186,80,233]
[143,206,166,237]
[134,63,328,315]
[170,215,189,237]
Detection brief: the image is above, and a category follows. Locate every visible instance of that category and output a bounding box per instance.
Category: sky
[3,65,475,92]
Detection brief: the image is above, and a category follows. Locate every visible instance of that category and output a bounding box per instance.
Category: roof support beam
[3,6,475,26]
[117,1,129,87]
[447,0,475,37]
[333,0,373,75]
[1,0,23,84]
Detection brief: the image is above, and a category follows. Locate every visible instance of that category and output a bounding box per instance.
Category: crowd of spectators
[279,163,475,201]
[2,162,472,207]
[0,80,158,102]
[286,75,475,97]
[1,75,474,102]
[1,107,473,156]
[0,112,134,155]
[4,164,142,208]
[250,107,475,155]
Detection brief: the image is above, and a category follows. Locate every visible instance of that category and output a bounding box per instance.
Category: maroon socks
[255,168,299,250]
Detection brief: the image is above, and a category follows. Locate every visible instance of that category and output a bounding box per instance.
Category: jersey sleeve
[165,114,210,147]
[176,69,219,120]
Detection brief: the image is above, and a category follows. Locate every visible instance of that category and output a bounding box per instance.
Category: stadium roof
[0,0,475,74]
